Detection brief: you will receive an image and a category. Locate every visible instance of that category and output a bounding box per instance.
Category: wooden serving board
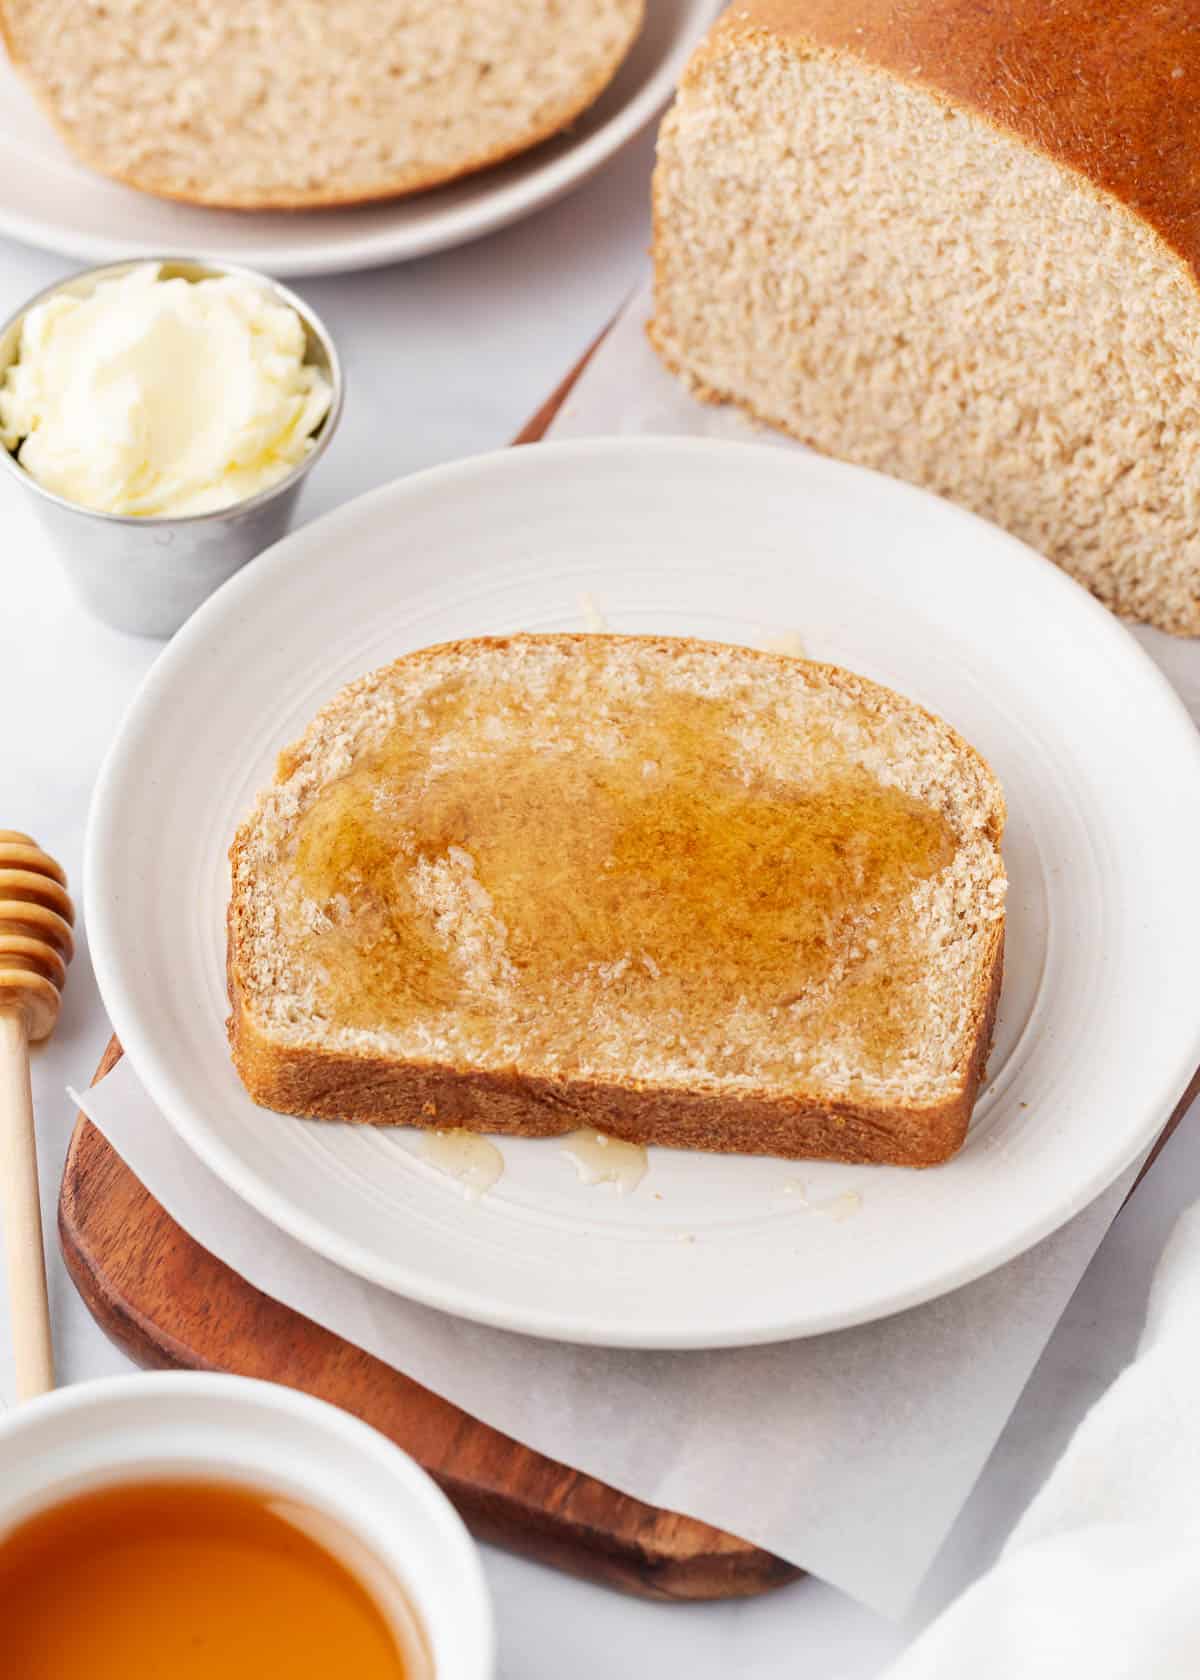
[58,328,1200,1602]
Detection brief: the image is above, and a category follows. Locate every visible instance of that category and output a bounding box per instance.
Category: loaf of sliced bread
[228,635,1006,1167]
[650,1,1200,635]
[0,0,644,208]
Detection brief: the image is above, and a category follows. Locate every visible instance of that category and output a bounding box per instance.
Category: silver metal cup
[0,258,344,638]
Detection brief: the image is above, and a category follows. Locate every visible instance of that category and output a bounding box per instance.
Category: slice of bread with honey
[227,635,1006,1166]
[0,0,644,209]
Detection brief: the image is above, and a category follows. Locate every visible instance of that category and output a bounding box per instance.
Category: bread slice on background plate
[228,635,1006,1168]
[0,0,644,208]
[650,0,1200,635]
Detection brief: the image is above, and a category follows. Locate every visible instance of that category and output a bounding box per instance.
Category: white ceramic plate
[0,1,714,277]
[87,439,1200,1348]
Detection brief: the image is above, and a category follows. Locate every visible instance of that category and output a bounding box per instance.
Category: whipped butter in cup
[0,259,342,637]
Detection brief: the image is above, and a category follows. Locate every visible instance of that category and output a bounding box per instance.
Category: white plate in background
[0,1,715,276]
[86,438,1200,1347]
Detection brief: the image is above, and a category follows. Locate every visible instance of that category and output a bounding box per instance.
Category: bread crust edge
[226,916,1002,1168]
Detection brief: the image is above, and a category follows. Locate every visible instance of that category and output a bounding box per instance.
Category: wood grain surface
[57,324,801,1603]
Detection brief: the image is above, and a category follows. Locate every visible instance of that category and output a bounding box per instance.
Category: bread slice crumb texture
[649,9,1200,634]
[0,0,644,208]
[228,636,1006,1156]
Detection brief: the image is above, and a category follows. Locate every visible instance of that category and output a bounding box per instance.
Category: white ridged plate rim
[86,437,1200,1347]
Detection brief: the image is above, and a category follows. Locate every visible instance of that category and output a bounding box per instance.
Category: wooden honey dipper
[0,832,73,1399]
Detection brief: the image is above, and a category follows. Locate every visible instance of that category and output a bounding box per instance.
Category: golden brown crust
[707,1,1200,283]
[0,2,642,211]
[226,633,1006,1167]
[228,916,1003,1169]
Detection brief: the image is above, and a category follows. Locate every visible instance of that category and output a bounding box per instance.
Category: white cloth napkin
[73,277,1200,1618]
[886,1202,1200,1676]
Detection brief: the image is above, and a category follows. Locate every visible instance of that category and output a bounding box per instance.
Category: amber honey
[0,1479,421,1679]
[290,683,956,1075]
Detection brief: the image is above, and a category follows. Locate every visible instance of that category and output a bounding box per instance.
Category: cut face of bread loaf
[0,0,644,208]
[228,635,1006,1167]
[650,1,1200,635]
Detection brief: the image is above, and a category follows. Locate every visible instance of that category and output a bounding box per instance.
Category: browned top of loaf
[718,1,1200,278]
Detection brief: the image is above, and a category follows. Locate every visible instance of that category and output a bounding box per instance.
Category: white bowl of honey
[0,1371,493,1679]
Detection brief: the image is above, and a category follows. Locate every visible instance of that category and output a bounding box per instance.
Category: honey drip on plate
[781,1179,863,1221]
[560,1128,648,1194]
[419,1129,504,1200]
[291,681,957,1078]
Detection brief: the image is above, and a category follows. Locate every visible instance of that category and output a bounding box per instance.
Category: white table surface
[2,127,1199,1678]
